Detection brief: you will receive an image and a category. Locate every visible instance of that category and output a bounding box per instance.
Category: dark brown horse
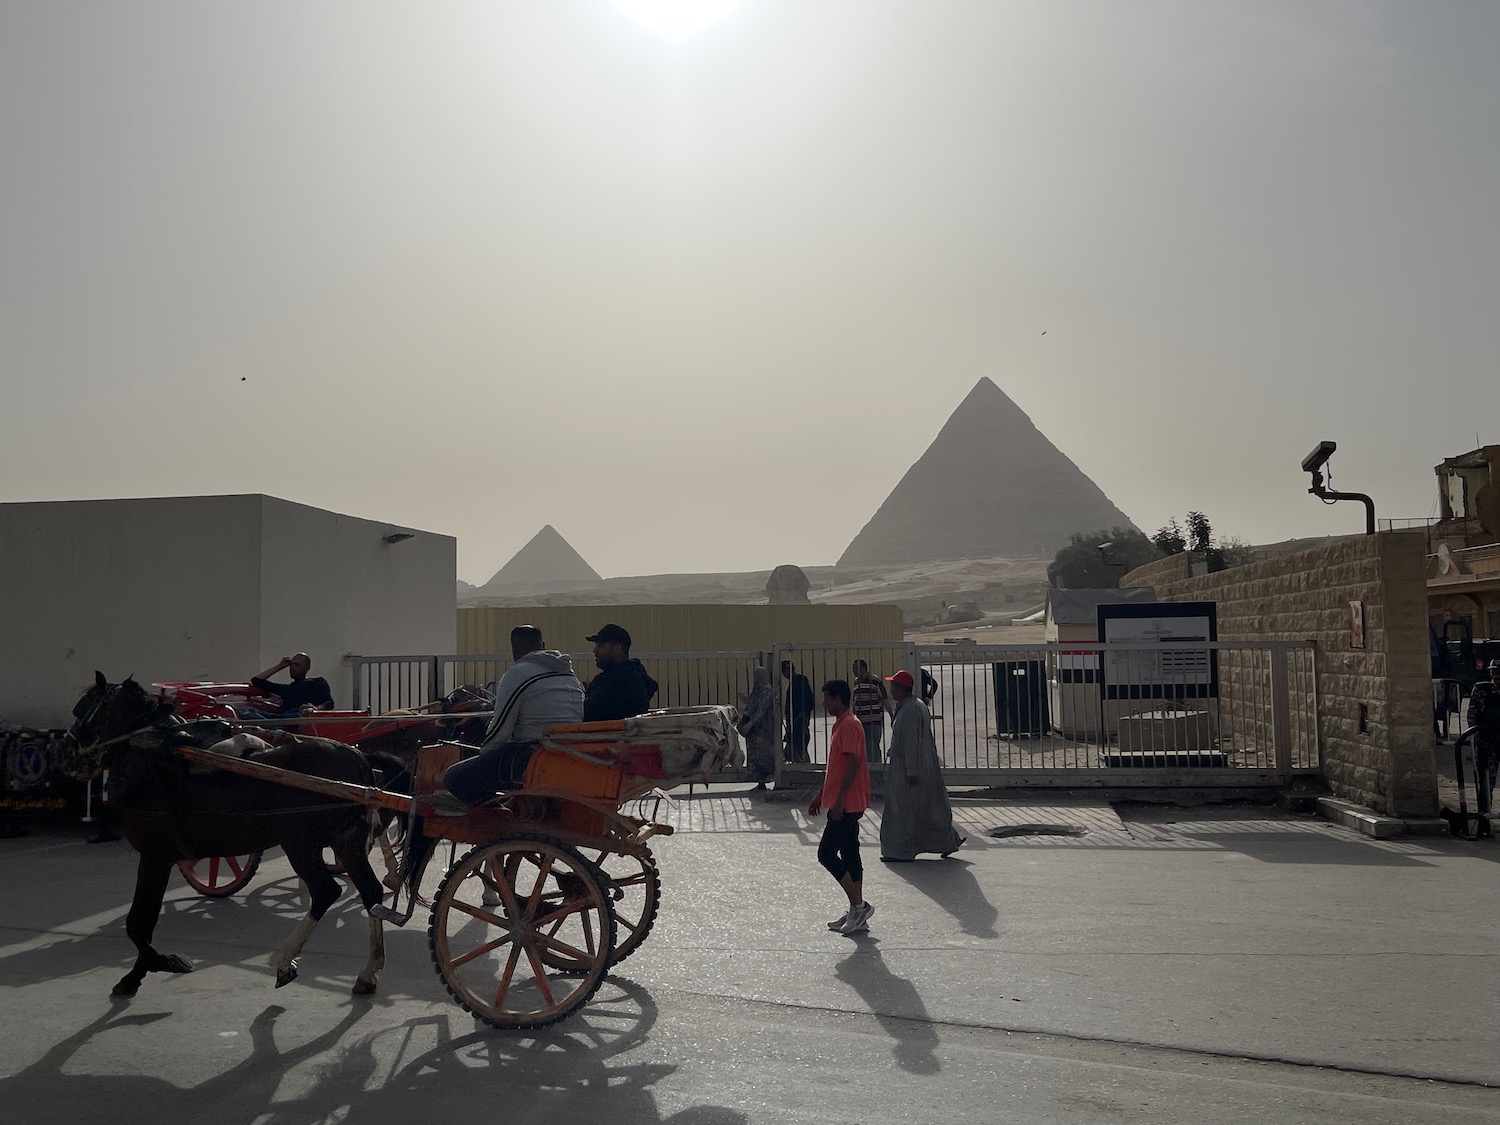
[351,683,492,763]
[66,673,406,999]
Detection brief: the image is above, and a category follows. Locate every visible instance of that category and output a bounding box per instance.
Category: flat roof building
[0,495,455,726]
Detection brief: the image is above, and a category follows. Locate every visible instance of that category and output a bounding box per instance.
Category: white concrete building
[0,495,456,727]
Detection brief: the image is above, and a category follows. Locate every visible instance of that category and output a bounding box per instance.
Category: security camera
[1301,441,1337,474]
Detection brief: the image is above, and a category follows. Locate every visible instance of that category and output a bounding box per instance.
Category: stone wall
[1118,552,1192,589]
[1122,532,1435,816]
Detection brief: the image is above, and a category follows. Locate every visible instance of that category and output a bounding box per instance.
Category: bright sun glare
[613,0,741,36]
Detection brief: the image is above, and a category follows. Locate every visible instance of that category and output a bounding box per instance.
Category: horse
[66,673,407,1000]
[351,683,493,764]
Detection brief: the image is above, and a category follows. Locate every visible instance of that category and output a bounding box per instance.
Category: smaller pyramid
[485,526,602,587]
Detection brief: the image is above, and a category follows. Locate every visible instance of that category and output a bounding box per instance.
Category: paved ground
[3,793,1499,1124]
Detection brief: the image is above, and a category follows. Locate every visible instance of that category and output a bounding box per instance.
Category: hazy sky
[2,2,1496,583]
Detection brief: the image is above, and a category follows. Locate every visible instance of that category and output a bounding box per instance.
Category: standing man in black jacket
[1468,660,1500,813]
[781,659,815,763]
[583,624,659,722]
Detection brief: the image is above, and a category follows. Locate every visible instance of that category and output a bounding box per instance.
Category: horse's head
[61,673,175,779]
[443,684,492,712]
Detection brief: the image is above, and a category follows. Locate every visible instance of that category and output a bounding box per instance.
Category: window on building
[1447,473,1468,518]
[1487,610,1500,640]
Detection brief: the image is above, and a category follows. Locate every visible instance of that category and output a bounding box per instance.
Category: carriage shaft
[168,744,409,812]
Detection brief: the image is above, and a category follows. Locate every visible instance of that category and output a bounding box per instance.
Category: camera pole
[1302,441,1376,535]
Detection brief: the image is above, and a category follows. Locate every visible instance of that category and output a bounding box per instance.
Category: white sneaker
[840,901,874,935]
[827,909,850,931]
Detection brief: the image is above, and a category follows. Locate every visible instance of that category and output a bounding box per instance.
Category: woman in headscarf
[737,666,778,790]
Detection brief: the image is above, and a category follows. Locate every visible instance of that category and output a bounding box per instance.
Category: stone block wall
[1117,552,1193,589]
[1122,532,1436,816]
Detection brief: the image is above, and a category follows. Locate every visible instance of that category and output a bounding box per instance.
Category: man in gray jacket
[444,624,584,804]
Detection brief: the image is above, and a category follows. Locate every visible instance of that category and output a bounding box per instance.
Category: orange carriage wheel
[543,846,659,969]
[428,833,616,1030]
[178,852,262,897]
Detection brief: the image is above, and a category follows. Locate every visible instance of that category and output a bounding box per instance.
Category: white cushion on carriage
[544,704,744,779]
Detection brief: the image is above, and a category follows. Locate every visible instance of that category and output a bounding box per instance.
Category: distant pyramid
[839,378,1135,565]
[485,525,602,587]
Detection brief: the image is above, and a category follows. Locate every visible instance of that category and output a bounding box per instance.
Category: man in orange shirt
[809,678,874,935]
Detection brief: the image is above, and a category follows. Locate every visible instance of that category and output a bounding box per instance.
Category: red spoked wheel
[178,852,262,897]
[563,846,659,968]
[429,834,615,1030]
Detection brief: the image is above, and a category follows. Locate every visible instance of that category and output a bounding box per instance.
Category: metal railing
[350,639,1321,789]
[1380,518,1441,554]
[352,651,769,715]
[773,640,1320,787]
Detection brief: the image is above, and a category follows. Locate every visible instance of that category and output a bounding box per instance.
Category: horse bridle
[67,682,167,757]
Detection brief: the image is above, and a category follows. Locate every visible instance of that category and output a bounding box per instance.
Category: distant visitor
[1467,659,1500,814]
[781,660,815,763]
[850,659,890,764]
[736,666,778,789]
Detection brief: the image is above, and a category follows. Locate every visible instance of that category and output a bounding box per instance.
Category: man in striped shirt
[850,659,889,765]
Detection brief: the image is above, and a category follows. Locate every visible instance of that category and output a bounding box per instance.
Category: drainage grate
[987,823,1090,839]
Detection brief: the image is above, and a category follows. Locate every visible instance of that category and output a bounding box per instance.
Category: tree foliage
[1047,527,1161,590]
[1150,511,1256,572]
[1151,518,1186,556]
[1185,511,1212,552]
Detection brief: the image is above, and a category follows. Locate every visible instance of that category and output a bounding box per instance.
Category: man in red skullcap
[880,669,964,862]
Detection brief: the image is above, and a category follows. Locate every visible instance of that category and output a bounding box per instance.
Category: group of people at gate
[735,657,965,866]
[807,670,965,937]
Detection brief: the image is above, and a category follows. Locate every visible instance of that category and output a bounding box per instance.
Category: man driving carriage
[443,625,585,805]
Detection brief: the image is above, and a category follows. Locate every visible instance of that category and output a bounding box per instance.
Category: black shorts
[817,810,864,883]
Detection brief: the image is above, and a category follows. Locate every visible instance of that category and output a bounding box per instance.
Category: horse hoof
[160,954,194,975]
[275,966,298,988]
[351,978,377,996]
[112,980,140,998]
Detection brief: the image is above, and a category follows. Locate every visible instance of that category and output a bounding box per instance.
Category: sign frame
[1096,601,1219,701]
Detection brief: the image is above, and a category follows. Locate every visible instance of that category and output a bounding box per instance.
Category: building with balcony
[1425,446,1500,639]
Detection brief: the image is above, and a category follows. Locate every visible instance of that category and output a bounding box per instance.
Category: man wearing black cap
[583,624,659,722]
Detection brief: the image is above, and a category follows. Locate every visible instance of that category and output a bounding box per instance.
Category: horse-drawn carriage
[151,680,491,896]
[65,675,743,1030]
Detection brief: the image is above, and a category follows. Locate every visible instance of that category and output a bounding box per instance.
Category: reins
[74,723,167,756]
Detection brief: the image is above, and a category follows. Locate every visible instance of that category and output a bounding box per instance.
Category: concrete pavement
[2,795,1498,1124]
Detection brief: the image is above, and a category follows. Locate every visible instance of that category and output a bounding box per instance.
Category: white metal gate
[773,640,1319,788]
[351,651,769,715]
[349,640,1320,789]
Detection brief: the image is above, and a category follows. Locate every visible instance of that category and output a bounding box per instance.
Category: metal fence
[773,640,1320,787]
[352,651,769,715]
[350,639,1320,789]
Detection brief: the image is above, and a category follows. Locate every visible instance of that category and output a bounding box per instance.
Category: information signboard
[1096,601,1219,700]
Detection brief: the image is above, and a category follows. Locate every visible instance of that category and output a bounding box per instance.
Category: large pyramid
[485,525,602,587]
[839,378,1135,565]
